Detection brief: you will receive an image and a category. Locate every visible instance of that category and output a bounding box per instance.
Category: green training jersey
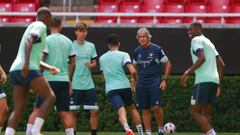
[190,35,219,84]
[10,21,47,72]
[99,50,131,94]
[43,33,75,82]
[72,40,97,90]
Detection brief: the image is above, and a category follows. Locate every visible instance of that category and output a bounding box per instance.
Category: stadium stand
[0,0,12,23]
[1,0,240,24]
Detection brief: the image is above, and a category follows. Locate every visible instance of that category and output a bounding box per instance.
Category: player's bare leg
[152,106,164,134]
[90,110,98,135]
[29,76,55,135]
[59,112,75,135]
[71,110,78,133]
[26,108,39,135]
[128,104,143,135]
[5,85,28,135]
[118,106,134,135]
[0,98,8,133]
[192,105,213,133]
[203,105,212,124]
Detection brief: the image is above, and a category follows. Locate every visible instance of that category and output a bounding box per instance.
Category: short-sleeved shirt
[190,35,219,84]
[99,50,132,94]
[10,21,47,72]
[72,40,97,90]
[43,33,76,82]
[133,43,168,87]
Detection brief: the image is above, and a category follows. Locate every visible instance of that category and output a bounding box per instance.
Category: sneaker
[126,130,135,135]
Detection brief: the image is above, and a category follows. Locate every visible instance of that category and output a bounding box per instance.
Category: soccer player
[26,17,76,135]
[180,22,225,135]
[0,65,8,133]
[70,22,98,135]
[5,7,58,135]
[99,34,144,135]
[133,28,172,135]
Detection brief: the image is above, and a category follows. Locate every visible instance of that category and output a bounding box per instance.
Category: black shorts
[35,81,70,111]
[107,88,135,110]
[69,89,98,111]
[9,70,42,87]
[0,87,6,99]
[191,82,218,106]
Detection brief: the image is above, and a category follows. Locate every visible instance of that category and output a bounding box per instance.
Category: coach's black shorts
[35,81,70,111]
[9,70,42,87]
[69,89,98,111]
[191,82,218,106]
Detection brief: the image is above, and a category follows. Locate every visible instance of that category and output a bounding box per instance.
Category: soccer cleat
[126,130,135,135]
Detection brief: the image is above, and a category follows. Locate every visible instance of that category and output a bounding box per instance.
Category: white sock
[207,129,216,135]
[146,130,151,135]
[31,117,44,135]
[136,124,143,135]
[65,128,74,135]
[26,124,33,135]
[5,127,15,135]
[0,127,2,133]
[123,124,131,132]
[158,127,164,133]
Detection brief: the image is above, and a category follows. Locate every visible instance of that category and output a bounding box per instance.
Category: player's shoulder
[85,41,95,47]
[118,50,129,56]
[192,35,204,43]
[31,21,46,29]
[99,52,108,61]
[150,43,162,49]
[134,46,141,53]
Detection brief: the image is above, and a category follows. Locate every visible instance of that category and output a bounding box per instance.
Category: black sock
[74,130,76,135]
[91,129,97,135]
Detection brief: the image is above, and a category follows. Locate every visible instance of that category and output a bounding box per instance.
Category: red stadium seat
[95,3,118,23]
[119,1,141,23]
[228,2,240,23]
[99,0,118,4]
[11,0,39,23]
[161,2,184,23]
[0,0,12,23]
[206,0,230,23]
[185,2,207,23]
[140,0,164,23]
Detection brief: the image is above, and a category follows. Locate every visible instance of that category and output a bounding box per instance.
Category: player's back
[10,21,47,72]
[99,50,131,93]
[43,33,74,82]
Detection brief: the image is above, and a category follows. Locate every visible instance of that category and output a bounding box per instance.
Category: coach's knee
[191,108,200,119]
[151,106,161,112]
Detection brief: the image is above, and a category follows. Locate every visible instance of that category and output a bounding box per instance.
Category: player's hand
[21,64,29,77]
[0,73,7,84]
[216,87,221,97]
[69,81,73,96]
[131,80,137,92]
[49,66,60,75]
[160,80,167,90]
[85,61,92,68]
[180,71,189,87]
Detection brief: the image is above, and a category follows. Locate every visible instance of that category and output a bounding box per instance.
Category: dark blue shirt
[133,43,168,87]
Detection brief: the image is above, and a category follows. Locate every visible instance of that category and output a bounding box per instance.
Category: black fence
[0,27,238,74]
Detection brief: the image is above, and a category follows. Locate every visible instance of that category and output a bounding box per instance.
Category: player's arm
[181,50,205,87]
[68,56,76,82]
[216,56,225,85]
[0,65,7,84]
[126,63,137,92]
[40,61,60,75]
[21,35,38,77]
[159,48,171,90]
[162,60,172,84]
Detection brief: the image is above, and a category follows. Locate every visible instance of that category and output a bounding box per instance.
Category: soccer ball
[163,122,176,134]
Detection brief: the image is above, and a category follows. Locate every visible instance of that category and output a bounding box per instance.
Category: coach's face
[137,32,150,47]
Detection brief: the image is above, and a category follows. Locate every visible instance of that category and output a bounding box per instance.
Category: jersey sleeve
[213,46,219,56]
[29,24,45,40]
[91,45,97,60]
[122,53,132,66]
[158,48,169,63]
[191,38,204,54]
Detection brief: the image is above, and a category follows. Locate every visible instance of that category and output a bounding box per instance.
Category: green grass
[6,132,240,135]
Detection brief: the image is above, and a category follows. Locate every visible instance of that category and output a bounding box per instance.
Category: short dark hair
[37,7,51,21]
[50,17,62,28]
[107,34,120,46]
[75,22,88,31]
[190,21,202,29]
